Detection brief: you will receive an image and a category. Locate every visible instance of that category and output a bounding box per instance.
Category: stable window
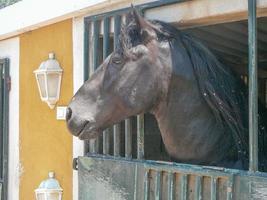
[0,58,9,200]
[79,1,267,199]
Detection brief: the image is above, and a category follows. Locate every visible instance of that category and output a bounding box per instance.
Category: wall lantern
[35,172,63,200]
[34,53,63,109]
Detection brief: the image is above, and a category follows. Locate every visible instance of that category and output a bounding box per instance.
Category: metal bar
[194,176,202,200]
[125,118,132,158]
[0,182,2,200]
[102,129,110,155]
[83,21,90,155]
[102,17,110,155]
[83,21,90,81]
[113,15,121,157]
[226,176,234,200]
[134,165,138,200]
[103,17,110,58]
[93,20,100,70]
[210,177,217,200]
[180,174,188,200]
[155,170,162,200]
[167,172,174,200]
[113,15,121,51]
[89,20,101,154]
[2,60,9,200]
[89,137,99,154]
[248,0,258,172]
[143,170,150,200]
[113,124,121,156]
[0,64,3,180]
[137,114,145,159]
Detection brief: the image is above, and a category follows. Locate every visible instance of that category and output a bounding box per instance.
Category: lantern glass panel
[47,192,60,200]
[47,73,60,98]
[36,73,47,98]
[36,193,45,200]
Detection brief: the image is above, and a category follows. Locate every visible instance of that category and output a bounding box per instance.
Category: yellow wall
[20,20,73,200]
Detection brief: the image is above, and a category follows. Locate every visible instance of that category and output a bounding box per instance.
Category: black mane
[152,20,249,162]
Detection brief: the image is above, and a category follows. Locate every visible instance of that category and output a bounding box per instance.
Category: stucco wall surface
[19,19,73,200]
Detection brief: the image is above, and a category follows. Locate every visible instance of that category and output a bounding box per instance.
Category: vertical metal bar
[89,20,101,154]
[248,0,258,172]
[113,15,121,157]
[180,174,188,200]
[137,114,145,159]
[0,64,3,180]
[155,171,162,200]
[113,124,121,156]
[210,177,217,200]
[167,172,174,200]
[103,17,110,58]
[194,176,202,200]
[125,118,132,158]
[83,20,90,155]
[226,175,234,200]
[102,17,110,155]
[136,10,145,159]
[103,129,110,155]
[0,182,2,200]
[2,60,9,200]
[113,15,121,51]
[93,20,100,71]
[83,20,90,82]
[134,164,138,200]
[143,170,150,200]
[265,80,267,108]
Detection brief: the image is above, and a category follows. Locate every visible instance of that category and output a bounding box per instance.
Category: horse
[66,9,267,170]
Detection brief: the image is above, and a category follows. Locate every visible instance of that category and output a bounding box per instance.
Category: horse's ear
[126,6,157,44]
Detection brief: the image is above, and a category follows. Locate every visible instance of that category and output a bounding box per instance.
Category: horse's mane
[149,20,250,162]
[120,18,267,168]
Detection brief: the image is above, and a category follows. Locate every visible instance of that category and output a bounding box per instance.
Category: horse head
[66,9,172,140]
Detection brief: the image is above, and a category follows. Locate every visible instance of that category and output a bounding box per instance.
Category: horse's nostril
[66,107,72,121]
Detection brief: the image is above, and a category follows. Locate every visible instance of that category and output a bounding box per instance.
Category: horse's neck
[152,75,232,164]
[154,74,213,133]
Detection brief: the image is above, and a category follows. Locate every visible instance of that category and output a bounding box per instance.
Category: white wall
[0,37,20,200]
[0,0,107,40]
[72,16,84,200]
